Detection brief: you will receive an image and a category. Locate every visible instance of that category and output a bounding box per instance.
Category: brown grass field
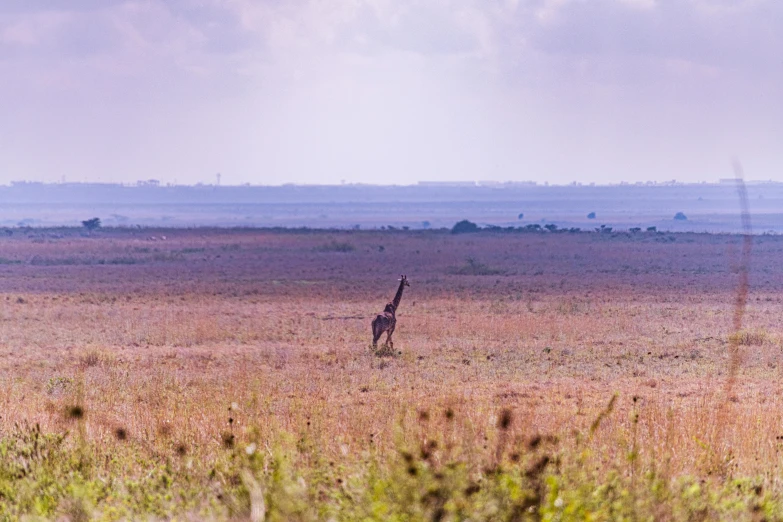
[2,227,783,520]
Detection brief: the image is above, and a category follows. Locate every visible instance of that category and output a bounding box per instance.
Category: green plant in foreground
[0,400,781,520]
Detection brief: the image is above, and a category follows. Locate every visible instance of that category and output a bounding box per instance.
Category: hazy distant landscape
[2,181,781,233]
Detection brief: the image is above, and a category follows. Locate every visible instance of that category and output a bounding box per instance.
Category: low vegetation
[0,228,779,519]
[314,239,356,252]
[0,402,778,520]
[447,257,504,275]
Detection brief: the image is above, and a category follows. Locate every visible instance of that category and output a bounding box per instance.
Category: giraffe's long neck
[391,280,405,311]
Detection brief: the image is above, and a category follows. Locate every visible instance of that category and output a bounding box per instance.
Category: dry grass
[1,228,783,517]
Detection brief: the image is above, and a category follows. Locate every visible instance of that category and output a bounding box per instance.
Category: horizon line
[1,179,776,189]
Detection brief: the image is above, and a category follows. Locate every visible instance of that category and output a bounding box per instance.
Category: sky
[1,0,781,186]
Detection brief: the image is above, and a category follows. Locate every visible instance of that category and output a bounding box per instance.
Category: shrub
[729,329,768,346]
[81,218,101,231]
[451,220,480,234]
[518,213,524,220]
[674,212,687,220]
[587,212,596,219]
[647,226,657,232]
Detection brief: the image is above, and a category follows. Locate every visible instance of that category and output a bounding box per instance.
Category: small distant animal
[371,275,410,349]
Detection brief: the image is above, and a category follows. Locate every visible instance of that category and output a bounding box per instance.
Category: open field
[1,227,783,519]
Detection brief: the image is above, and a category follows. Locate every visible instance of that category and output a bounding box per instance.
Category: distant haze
[1,181,779,232]
[1,1,781,186]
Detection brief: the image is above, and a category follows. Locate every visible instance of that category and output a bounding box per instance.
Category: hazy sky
[1,0,781,185]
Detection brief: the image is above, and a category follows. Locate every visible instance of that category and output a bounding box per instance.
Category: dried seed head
[67,405,84,419]
[525,455,550,478]
[498,409,513,430]
[158,423,172,436]
[464,484,480,496]
[221,432,235,449]
[528,434,542,450]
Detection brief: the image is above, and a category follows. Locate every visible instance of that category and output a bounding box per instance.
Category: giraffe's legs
[386,326,395,348]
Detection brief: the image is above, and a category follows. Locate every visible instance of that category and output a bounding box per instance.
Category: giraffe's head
[399,274,410,287]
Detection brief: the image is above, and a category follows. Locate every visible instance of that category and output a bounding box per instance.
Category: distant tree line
[451,220,664,235]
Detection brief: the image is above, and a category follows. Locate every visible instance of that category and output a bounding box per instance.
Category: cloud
[0,0,781,184]
[0,10,73,47]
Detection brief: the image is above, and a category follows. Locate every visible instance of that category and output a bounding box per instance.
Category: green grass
[0,403,779,520]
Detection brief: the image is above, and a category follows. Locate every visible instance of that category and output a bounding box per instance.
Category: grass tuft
[729,329,769,346]
[314,240,355,253]
[447,257,504,275]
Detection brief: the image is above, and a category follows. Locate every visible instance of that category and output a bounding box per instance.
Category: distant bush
[451,220,480,234]
[629,227,641,233]
[82,217,101,231]
[517,213,524,220]
[587,212,596,219]
[647,226,657,232]
[314,240,355,253]
[544,224,558,232]
[674,212,687,221]
[525,224,542,232]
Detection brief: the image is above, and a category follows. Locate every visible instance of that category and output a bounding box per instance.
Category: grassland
[1,227,782,520]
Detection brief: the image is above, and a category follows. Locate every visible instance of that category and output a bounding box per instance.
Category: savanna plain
[2,227,783,520]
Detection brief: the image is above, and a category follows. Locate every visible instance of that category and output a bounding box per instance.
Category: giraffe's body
[372,275,409,349]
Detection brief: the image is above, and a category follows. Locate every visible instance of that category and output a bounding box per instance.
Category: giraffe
[371,275,409,349]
